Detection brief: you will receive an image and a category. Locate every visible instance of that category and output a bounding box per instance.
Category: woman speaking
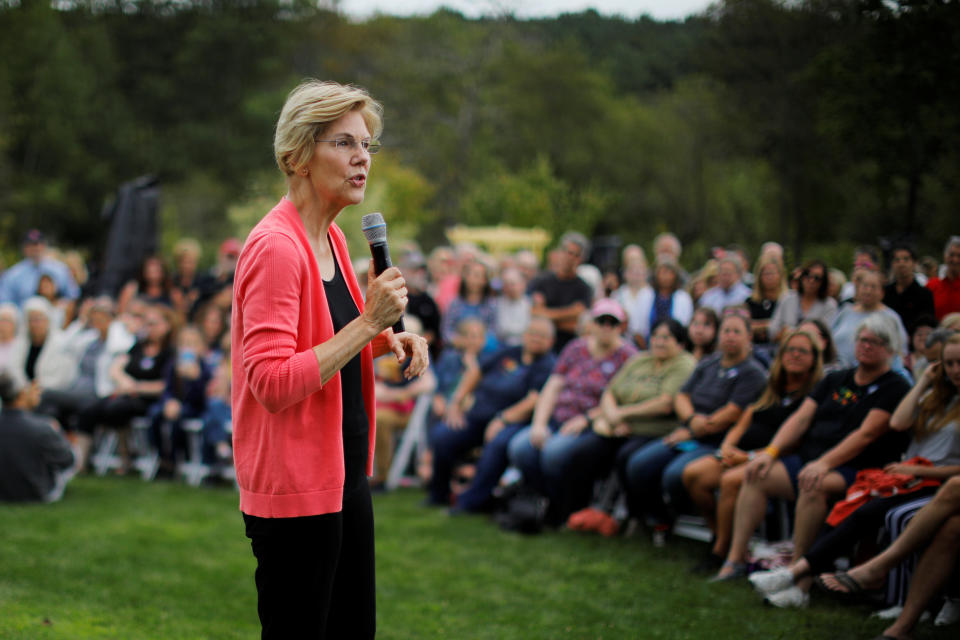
[232,80,428,639]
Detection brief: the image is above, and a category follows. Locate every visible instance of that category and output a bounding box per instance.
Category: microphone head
[361,212,387,244]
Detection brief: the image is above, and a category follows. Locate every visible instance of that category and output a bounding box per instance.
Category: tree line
[0,0,957,269]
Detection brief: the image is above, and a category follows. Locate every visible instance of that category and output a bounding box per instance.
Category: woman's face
[800,266,825,296]
[688,312,716,347]
[0,316,15,342]
[624,263,647,288]
[459,322,486,354]
[854,329,891,368]
[177,251,198,275]
[781,334,815,377]
[718,316,750,357]
[201,309,224,342]
[798,321,826,352]
[303,110,372,213]
[912,325,932,355]
[463,262,488,296]
[27,310,49,343]
[37,275,57,300]
[855,272,884,308]
[143,258,165,284]
[941,343,960,389]
[178,328,206,354]
[592,315,623,349]
[144,309,170,343]
[655,265,677,291]
[760,263,780,294]
[649,324,680,361]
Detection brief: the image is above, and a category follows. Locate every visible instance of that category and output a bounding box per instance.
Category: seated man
[714,315,912,595]
[0,370,75,502]
[426,316,556,506]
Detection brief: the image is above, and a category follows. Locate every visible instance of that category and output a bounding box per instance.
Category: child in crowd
[202,332,233,465]
[151,324,212,473]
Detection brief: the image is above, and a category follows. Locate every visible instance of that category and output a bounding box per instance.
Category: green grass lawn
[0,476,956,639]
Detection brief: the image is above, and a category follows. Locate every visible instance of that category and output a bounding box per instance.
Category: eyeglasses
[314,135,381,155]
[857,336,887,348]
[783,346,812,356]
[802,272,823,282]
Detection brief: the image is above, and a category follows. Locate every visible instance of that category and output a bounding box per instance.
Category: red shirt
[927,275,960,321]
[231,199,389,518]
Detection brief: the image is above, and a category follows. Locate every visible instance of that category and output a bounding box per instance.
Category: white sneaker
[935,598,960,626]
[765,585,809,609]
[871,605,903,620]
[749,567,795,596]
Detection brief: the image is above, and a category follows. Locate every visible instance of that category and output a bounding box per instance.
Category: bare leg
[682,456,723,532]
[723,461,794,568]
[790,472,847,592]
[820,476,960,592]
[713,465,747,557]
[883,514,960,640]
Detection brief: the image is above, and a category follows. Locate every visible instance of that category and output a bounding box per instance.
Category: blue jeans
[623,438,714,524]
[455,422,525,512]
[428,416,488,505]
[508,424,591,500]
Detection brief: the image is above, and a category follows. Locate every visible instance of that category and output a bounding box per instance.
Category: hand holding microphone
[361,212,406,334]
[361,213,430,378]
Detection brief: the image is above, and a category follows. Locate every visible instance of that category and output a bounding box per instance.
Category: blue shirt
[0,258,80,306]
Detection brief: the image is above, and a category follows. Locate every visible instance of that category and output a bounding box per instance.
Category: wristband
[763,445,780,459]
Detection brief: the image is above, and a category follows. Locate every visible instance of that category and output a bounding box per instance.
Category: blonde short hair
[274,80,384,176]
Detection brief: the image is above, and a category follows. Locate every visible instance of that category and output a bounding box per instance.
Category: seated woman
[505,299,637,520]
[832,269,909,368]
[798,318,841,374]
[117,256,174,315]
[815,476,960,640]
[747,256,787,365]
[747,332,960,608]
[622,308,767,540]
[682,328,822,571]
[439,259,497,350]
[768,259,837,342]
[688,306,719,361]
[553,319,696,525]
[76,304,176,473]
[714,314,912,584]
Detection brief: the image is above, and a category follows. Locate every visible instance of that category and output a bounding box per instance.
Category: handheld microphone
[361,212,405,334]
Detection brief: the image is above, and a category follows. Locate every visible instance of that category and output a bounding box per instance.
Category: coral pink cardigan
[231,198,388,518]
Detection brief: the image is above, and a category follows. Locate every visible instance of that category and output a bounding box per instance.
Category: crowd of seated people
[0,228,240,485]
[2,224,960,637]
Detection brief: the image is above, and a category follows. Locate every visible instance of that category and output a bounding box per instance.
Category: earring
[299,168,309,177]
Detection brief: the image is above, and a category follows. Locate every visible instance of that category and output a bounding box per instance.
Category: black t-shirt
[25,343,42,381]
[528,271,593,350]
[323,256,369,488]
[796,367,911,467]
[124,341,174,400]
[738,394,804,451]
[883,279,935,335]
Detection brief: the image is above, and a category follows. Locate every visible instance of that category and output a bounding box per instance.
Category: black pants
[803,486,939,574]
[243,478,376,639]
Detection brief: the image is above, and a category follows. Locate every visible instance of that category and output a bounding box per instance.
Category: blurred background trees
[1,0,958,268]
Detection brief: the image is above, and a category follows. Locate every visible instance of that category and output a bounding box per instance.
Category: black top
[125,340,174,400]
[738,394,804,451]
[884,279,935,336]
[323,255,369,489]
[25,343,42,381]
[797,368,911,468]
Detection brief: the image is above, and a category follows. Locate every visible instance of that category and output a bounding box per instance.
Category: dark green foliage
[1,1,957,266]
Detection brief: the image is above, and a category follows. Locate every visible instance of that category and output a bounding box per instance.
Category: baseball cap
[591,298,626,323]
[220,238,242,257]
[22,229,45,245]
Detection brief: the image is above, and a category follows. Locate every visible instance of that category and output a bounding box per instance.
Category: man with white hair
[698,257,751,313]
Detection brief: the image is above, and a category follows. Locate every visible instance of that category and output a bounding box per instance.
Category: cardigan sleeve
[236,232,323,414]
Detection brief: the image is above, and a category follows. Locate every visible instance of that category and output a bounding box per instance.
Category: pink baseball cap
[591,298,626,323]
[220,238,242,257]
